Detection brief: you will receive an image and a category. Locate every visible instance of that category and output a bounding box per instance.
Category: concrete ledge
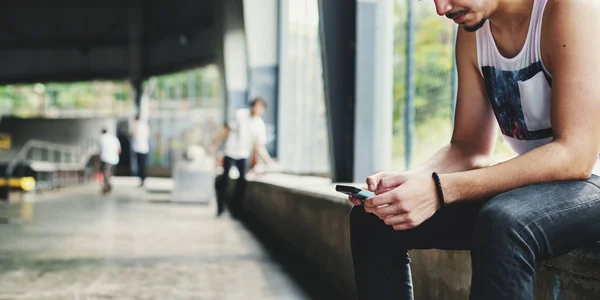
[243,174,600,300]
[243,174,355,299]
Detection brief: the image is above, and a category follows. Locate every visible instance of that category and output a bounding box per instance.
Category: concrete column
[128,0,143,116]
[131,79,143,116]
[318,0,357,183]
[222,0,249,121]
[353,0,394,182]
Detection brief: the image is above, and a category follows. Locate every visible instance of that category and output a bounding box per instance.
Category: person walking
[98,128,121,194]
[211,98,275,217]
[131,115,150,187]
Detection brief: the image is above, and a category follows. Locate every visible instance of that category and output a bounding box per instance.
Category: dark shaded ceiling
[0,0,220,85]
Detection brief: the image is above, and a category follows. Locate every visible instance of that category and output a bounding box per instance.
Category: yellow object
[0,177,36,191]
[0,133,11,150]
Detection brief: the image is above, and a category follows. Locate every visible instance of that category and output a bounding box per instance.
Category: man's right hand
[348,171,402,206]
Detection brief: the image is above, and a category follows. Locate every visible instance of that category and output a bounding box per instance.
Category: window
[277,0,330,175]
[145,65,222,168]
[392,0,514,171]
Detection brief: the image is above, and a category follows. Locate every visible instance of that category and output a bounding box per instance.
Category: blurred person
[349,0,600,299]
[98,128,121,194]
[211,97,275,217]
[131,115,150,187]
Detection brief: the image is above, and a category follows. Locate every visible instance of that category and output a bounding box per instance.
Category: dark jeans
[215,156,247,216]
[136,152,148,184]
[100,162,115,193]
[350,175,600,300]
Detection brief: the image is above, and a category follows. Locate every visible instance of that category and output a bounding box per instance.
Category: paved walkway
[0,178,312,300]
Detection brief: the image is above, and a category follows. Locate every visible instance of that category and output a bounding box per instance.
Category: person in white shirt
[212,98,275,217]
[131,115,150,187]
[99,128,121,194]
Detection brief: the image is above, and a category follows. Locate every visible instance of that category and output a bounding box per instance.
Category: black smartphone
[335,185,376,201]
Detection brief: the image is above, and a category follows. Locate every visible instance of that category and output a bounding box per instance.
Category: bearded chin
[463,18,488,32]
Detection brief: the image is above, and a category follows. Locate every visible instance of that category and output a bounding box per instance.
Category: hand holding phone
[335,185,375,203]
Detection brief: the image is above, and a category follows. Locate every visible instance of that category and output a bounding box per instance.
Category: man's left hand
[364,173,442,230]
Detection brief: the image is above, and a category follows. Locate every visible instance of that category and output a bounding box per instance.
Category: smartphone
[335,185,376,201]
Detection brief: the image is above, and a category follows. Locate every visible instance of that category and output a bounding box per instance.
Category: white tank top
[475,0,600,175]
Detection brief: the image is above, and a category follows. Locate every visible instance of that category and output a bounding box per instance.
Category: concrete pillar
[128,0,143,116]
[222,0,249,121]
[318,0,357,182]
[353,0,394,182]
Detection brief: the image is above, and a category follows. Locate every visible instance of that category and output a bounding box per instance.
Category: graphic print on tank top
[481,61,553,141]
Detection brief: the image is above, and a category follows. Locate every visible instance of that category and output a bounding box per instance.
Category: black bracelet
[431,172,445,208]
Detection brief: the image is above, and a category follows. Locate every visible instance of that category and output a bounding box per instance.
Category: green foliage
[392,0,514,170]
[153,68,206,100]
[0,65,219,118]
[394,3,455,127]
[0,81,132,117]
[148,65,221,109]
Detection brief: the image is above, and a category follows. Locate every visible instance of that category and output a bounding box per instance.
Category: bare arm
[253,123,274,165]
[366,28,496,193]
[440,0,600,203]
[365,1,600,230]
[254,145,274,165]
[412,28,497,175]
[211,126,230,147]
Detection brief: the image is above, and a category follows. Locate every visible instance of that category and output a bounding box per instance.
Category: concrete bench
[242,174,600,300]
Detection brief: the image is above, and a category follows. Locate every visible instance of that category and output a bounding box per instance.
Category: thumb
[377,175,408,194]
[366,171,393,191]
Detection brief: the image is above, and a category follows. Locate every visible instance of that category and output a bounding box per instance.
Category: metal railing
[6,139,95,175]
[2,139,97,199]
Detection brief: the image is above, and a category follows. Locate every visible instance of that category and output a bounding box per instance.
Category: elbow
[469,154,492,170]
[556,144,596,181]
[566,159,594,181]
[449,139,493,170]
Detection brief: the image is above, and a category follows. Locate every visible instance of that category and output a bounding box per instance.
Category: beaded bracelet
[431,172,445,208]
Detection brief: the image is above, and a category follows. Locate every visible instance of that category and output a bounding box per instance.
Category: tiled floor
[0,178,312,300]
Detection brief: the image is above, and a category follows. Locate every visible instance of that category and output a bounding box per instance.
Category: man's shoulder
[541,0,600,52]
[543,0,600,29]
[545,0,599,9]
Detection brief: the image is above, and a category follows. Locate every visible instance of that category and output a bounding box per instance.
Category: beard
[462,18,488,32]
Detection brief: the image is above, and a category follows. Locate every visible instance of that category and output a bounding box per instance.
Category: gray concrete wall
[244,180,356,300]
[243,177,600,300]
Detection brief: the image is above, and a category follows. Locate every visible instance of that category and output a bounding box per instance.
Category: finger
[363,203,377,213]
[365,177,379,192]
[383,213,410,226]
[348,196,362,206]
[392,223,417,231]
[364,193,394,208]
[377,175,408,194]
[366,171,393,191]
[374,186,394,195]
[374,203,405,219]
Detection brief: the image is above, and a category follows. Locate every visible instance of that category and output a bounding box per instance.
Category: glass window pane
[277,0,330,176]
[392,1,514,171]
